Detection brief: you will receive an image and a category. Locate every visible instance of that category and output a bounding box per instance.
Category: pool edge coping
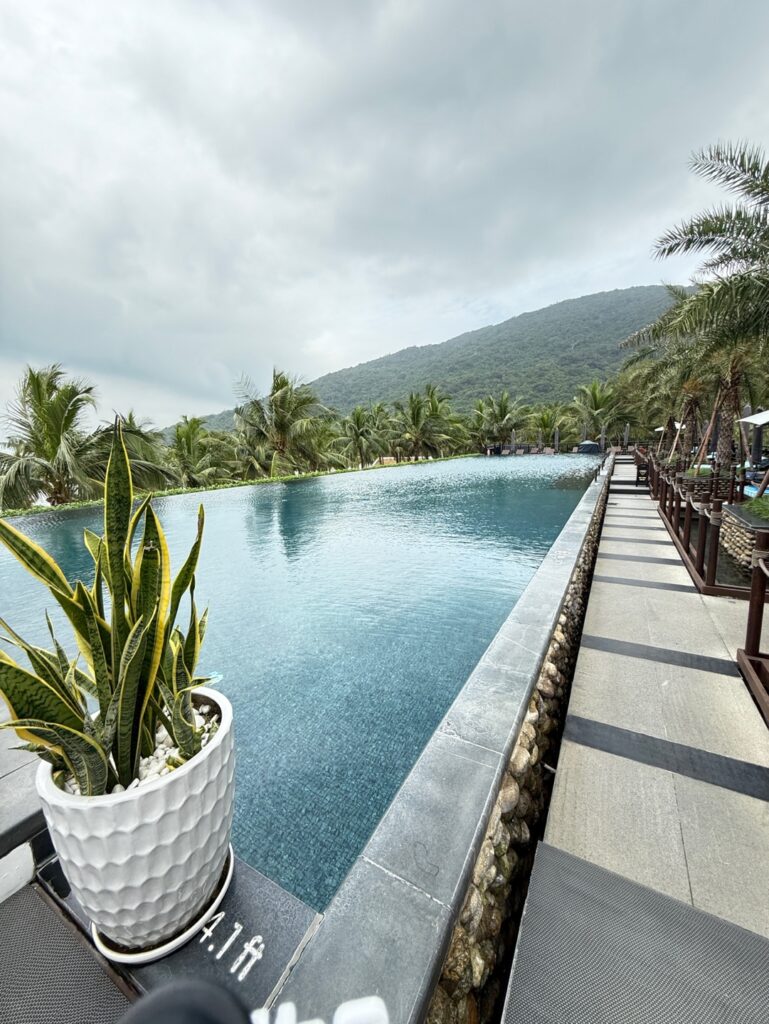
[274,456,612,1022]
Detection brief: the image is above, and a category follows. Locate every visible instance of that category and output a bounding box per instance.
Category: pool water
[1,456,596,909]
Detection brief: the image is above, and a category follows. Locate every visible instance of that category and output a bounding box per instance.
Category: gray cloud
[2,0,769,424]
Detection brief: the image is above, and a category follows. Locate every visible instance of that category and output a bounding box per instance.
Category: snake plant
[0,424,209,795]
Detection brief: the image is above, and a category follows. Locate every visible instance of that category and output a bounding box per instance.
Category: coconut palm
[571,380,619,440]
[483,392,525,446]
[528,404,566,447]
[169,416,234,487]
[0,365,101,509]
[466,399,491,452]
[337,406,380,469]
[394,387,456,460]
[235,370,328,477]
[644,143,769,341]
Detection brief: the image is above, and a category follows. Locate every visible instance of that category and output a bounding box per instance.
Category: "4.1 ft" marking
[199,912,266,981]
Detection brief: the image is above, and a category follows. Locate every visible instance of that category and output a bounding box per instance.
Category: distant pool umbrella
[739,408,769,464]
[623,422,630,447]
[599,425,606,452]
[510,429,516,446]
[554,427,560,451]
[537,430,543,449]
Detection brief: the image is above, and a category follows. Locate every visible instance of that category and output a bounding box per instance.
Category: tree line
[0,365,627,512]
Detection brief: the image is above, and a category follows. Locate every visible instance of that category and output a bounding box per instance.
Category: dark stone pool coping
[275,461,612,1023]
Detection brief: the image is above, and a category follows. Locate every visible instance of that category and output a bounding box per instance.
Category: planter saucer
[91,844,235,966]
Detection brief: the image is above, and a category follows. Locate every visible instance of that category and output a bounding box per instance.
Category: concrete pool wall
[275,456,613,1023]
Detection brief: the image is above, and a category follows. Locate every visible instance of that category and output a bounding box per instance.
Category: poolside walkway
[503,455,769,1022]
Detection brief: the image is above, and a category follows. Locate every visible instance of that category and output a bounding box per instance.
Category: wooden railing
[737,531,769,724]
[638,452,755,598]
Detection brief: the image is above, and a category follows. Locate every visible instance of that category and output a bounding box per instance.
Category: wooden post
[673,474,683,534]
[682,482,694,553]
[745,531,769,657]
[695,502,709,578]
[705,499,723,588]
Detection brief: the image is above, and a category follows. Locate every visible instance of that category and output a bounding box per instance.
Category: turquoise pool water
[1,455,596,909]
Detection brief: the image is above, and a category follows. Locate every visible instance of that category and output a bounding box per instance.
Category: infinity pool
[1,456,596,908]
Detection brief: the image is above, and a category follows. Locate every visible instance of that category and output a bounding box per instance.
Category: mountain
[180,285,675,429]
[309,286,675,413]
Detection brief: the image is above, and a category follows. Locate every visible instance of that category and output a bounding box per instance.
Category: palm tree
[483,392,525,446]
[644,143,769,342]
[235,370,327,477]
[571,380,618,440]
[528,404,566,446]
[466,399,491,452]
[0,365,101,508]
[337,406,380,469]
[169,416,233,487]
[625,142,769,465]
[394,386,456,460]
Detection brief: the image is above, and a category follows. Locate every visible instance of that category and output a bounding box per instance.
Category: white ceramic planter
[36,687,234,951]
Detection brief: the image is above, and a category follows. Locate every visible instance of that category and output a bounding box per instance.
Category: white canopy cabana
[738,409,769,427]
[654,421,682,432]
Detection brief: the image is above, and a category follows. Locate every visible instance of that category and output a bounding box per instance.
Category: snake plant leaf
[0,651,83,738]
[114,612,152,786]
[0,618,84,718]
[135,507,171,723]
[14,742,67,771]
[167,505,205,632]
[83,529,105,569]
[4,719,109,796]
[46,612,69,679]
[92,550,106,620]
[127,495,152,569]
[198,608,209,648]
[0,518,73,597]
[171,690,200,760]
[183,594,200,677]
[83,532,108,618]
[104,422,133,667]
[79,584,113,719]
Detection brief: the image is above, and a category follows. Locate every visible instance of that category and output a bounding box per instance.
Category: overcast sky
[2,1,769,426]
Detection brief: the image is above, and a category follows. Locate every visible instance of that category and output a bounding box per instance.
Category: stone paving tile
[702,593,769,659]
[674,775,769,939]
[569,646,769,766]
[545,741,692,903]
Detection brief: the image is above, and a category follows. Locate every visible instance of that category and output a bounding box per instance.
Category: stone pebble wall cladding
[426,477,609,1024]
[720,509,756,574]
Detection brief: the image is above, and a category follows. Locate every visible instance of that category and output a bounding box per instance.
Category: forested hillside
[309,286,675,413]
[189,286,675,428]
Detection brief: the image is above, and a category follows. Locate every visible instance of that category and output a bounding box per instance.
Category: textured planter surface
[37,687,234,950]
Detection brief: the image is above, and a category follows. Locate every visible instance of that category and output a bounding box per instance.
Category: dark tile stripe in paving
[603,512,660,519]
[564,716,769,803]
[599,534,672,543]
[598,552,682,565]
[592,574,695,594]
[580,634,740,676]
